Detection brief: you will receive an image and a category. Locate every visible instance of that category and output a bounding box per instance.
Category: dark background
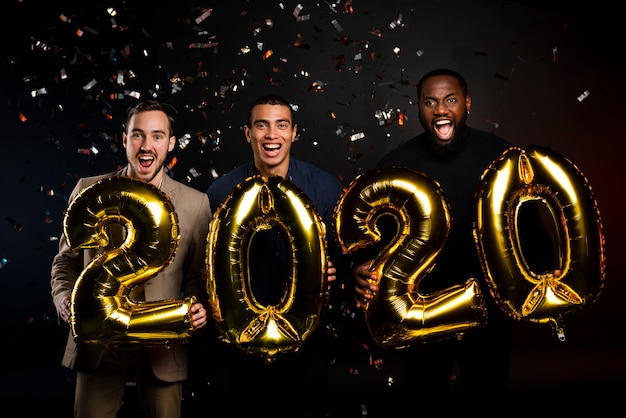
[1,0,624,415]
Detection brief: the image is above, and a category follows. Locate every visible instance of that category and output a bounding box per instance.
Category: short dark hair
[125,100,176,136]
[245,94,295,127]
[417,68,468,99]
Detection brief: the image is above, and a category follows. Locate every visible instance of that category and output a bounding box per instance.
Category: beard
[425,129,463,156]
[127,156,165,184]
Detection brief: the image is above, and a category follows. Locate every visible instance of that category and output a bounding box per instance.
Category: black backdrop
[1,0,624,412]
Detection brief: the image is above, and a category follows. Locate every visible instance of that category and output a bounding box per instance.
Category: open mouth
[263,143,281,151]
[262,143,281,156]
[434,120,454,141]
[139,155,154,168]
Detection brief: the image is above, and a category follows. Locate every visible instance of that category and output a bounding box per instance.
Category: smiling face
[245,102,297,179]
[122,109,175,186]
[418,74,472,154]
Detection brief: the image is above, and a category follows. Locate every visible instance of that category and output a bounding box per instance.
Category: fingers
[190,303,208,330]
[59,297,71,324]
[352,261,377,308]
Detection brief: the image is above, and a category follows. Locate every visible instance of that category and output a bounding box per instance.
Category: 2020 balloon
[63,176,196,346]
[474,145,605,340]
[207,175,328,362]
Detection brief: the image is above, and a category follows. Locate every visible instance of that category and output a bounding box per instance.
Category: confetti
[350,132,365,142]
[6,216,23,232]
[577,90,590,102]
[331,19,344,32]
[30,88,48,97]
[195,8,212,24]
[83,79,97,91]
[178,133,192,149]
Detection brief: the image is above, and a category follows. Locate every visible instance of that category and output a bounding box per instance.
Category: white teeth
[435,120,450,125]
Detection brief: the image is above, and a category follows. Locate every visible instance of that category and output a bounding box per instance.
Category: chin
[428,134,460,155]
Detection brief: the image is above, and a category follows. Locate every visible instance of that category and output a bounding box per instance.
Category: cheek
[451,108,465,120]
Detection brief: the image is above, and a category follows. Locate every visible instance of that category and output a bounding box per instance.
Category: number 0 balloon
[63,176,196,346]
[474,145,606,339]
[207,175,328,362]
[334,167,487,349]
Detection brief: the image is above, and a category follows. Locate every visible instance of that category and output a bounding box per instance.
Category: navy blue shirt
[206,156,345,305]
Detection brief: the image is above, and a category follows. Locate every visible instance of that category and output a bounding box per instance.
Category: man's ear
[291,123,298,142]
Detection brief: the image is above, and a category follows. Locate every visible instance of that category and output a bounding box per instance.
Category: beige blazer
[50,169,212,382]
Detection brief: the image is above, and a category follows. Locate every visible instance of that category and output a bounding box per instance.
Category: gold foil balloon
[474,145,605,340]
[63,176,196,346]
[207,175,328,362]
[334,167,487,349]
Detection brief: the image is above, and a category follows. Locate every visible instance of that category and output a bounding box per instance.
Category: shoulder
[168,177,206,198]
[378,133,424,166]
[293,157,334,175]
[206,163,251,210]
[163,175,210,212]
[70,171,119,199]
[468,127,511,149]
[291,158,342,189]
[207,164,249,192]
[465,127,513,168]
[289,158,343,212]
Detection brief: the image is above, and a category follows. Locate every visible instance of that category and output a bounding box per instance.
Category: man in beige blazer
[51,100,211,418]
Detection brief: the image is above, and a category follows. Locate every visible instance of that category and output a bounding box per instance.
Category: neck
[152,172,164,188]
[255,161,289,180]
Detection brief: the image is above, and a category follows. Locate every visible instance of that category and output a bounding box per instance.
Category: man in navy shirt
[205,94,346,417]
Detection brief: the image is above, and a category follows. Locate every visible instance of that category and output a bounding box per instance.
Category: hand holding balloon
[352,261,378,309]
[59,296,72,324]
[189,302,208,330]
[326,260,337,285]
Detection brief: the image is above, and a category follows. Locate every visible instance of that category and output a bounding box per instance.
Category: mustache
[136,151,157,158]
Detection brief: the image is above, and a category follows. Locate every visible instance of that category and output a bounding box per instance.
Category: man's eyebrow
[253,118,291,124]
[130,128,167,135]
[423,92,456,101]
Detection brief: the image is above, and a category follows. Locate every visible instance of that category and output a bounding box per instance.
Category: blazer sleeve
[50,178,87,318]
[180,190,213,306]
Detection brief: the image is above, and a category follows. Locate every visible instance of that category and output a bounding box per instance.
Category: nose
[266,124,279,138]
[434,100,449,114]
[138,136,153,152]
